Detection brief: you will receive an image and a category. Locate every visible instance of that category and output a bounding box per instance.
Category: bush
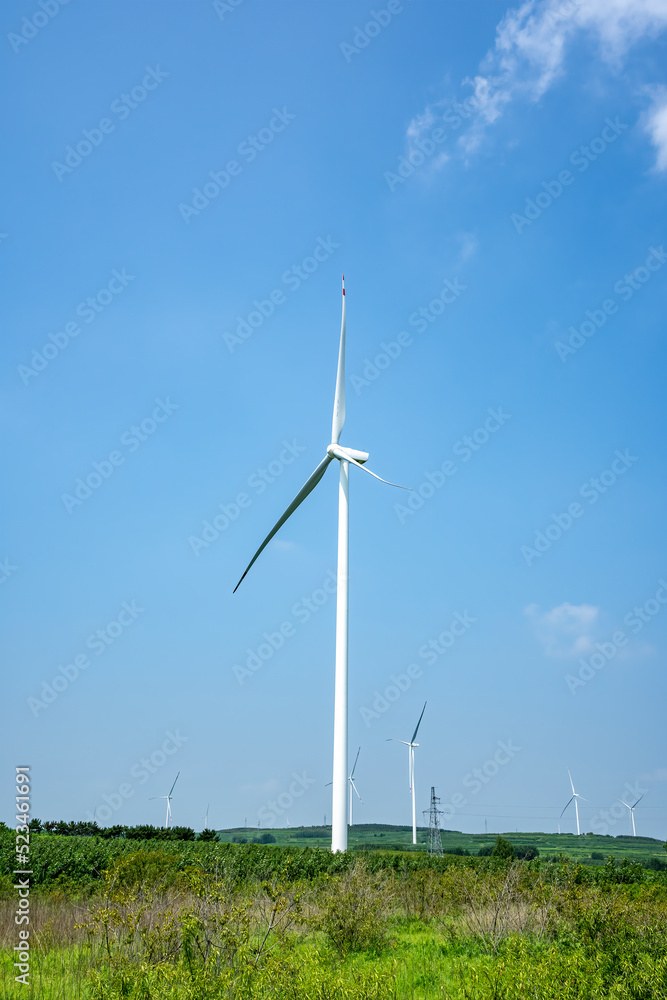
[196,828,217,842]
[491,836,515,861]
[253,832,276,844]
[317,861,391,956]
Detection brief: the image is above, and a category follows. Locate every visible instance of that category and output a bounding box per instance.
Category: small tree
[515,845,539,861]
[196,828,217,841]
[491,836,515,861]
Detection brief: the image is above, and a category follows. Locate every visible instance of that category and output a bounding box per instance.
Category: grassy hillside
[217,822,666,865]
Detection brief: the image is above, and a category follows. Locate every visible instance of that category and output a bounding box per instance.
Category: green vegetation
[218,823,667,868]
[1,830,665,998]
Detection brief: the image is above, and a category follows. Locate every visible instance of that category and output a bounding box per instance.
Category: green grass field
[217,822,666,865]
[1,831,666,999]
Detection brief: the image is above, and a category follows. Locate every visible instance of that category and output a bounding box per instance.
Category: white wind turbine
[348,747,363,826]
[234,277,409,853]
[388,702,427,845]
[203,804,210,830]
[560,769,586,836]
[619,795,643,837]
[326,746,363,825]
[151,772,180,829]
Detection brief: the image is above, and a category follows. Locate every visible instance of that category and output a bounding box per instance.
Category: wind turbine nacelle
[327,444,369,464]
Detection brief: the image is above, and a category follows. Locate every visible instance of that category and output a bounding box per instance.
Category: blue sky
[2,0,667,841]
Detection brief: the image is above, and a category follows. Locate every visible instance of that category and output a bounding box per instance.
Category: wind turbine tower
[388,702,427,845]
[619,795,643,836]
[150,773,180,829]
[348,747,363,826]
[234,277,410,853]
[560,770,586,835]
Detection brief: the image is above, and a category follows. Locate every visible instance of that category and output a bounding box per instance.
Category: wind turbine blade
[331,275,346,444]
[328,444,411,489]
[168,772,180,797]
[619,800,631,809]
[633,795,644,808]
[567,769,576,795]
[411,702,427,744]
[350,746,361,779]
[560,796,574,817]
[350,779,363,803]
[233,455,334,592]
[386,739,411,745]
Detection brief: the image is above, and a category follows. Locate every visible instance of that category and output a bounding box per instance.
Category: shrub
[196,828,217,842]
[253,833,276,844]
[491,836,515,861]
[317,861,391,955]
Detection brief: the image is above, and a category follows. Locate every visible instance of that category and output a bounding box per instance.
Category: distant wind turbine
[348,747,363,826]
[560,769,586,835]
[234,277,410,853]
[150,772,180,829]
[325,745,363,826]
[203,804,209,830]
[388,702,427,845]
[619,795,643,836]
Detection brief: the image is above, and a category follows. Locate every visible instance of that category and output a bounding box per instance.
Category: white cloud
[272,539,297,552]
[407,0,667,170]
[458,231,479,262]
[642,86,667,171]
[525,601,599,657]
